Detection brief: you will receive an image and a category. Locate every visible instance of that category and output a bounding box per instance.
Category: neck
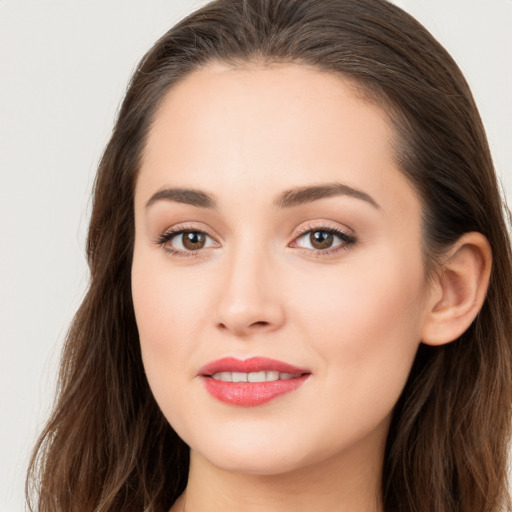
[175,427,386,512]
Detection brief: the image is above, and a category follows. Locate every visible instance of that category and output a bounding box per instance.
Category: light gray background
[1,1,511,511]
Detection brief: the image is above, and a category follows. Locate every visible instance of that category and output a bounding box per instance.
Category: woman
[26,0,512,511]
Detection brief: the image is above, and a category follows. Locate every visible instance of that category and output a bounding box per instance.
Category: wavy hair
[27,1,512,511]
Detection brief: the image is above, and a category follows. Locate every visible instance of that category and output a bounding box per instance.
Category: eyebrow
[274,182,379,209]
[145,188,217,209]
[145,182,379,210]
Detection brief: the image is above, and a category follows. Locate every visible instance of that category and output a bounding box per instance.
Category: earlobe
[421,232,492,346]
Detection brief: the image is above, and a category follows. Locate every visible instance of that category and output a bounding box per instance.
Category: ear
[421,232,492,346]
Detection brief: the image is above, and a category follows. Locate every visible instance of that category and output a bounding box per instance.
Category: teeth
[232,372,246,383]
[211,371,300,382]
[266,371,279,381]
[248,371,266,382]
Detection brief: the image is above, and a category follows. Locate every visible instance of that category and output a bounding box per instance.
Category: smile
[211,371,298,382]
[199,357,311,406]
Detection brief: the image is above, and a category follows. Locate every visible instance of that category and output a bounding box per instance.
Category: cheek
[296,257,424,341]
[131,266,213,442]
[131,252,204,403]
[293,250,425,404]
[132,252,207,348]
[132,273,175,355]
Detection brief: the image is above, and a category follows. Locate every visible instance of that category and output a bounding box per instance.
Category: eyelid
[154,221,357,258]
[293,221,353,238]
[155,222,209,240]
[154,223,220,257]
[289,221,357,256]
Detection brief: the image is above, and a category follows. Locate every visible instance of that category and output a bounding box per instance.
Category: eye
[156,227,218,256]
[292,225,356,254]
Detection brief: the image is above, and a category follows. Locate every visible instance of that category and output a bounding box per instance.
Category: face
[132,63,430,476]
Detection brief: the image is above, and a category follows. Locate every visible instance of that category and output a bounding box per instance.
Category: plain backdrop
[1,1,511,511]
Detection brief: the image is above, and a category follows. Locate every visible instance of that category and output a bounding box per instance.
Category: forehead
[137,62,419,219]
[143,62,392,169]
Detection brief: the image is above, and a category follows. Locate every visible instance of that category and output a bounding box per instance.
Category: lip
[198,356,309,376]
[199,357,311,407]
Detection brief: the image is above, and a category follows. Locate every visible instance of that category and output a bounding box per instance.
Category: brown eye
[293,226,356,254]
[157,228,217,254]
[181,231,206,250]
[309,230,334,249]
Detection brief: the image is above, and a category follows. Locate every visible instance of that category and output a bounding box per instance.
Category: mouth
[198,357,311,406]
[199,356,309,376]
[210,370,300,382]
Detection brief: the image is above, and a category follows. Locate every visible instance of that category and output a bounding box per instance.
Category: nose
[214,242,286,337]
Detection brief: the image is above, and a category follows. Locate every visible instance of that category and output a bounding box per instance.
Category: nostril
[250,321,269,328]
[215,320,270,334]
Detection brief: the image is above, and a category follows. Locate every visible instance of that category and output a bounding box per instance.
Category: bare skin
[131,63,491,512]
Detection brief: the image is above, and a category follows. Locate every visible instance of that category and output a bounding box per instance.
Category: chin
[184,421,343,477]
[195,440,313,476]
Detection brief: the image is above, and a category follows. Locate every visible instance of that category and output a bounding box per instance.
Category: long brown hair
[27,1,512,511]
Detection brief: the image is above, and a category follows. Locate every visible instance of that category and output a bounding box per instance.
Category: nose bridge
[215,232,284,335]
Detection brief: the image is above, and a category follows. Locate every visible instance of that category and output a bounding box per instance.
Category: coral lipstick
[199,357,308,376]
[198,357,310,406]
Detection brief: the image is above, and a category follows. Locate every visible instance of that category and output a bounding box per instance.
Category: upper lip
[198,357,310,376]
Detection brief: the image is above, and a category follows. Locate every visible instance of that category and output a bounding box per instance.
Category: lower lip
[202,375,309,406]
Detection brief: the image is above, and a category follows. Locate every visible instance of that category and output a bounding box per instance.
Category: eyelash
[155,223,357,259]
[292,223,357,257]
[155,223,216,259]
